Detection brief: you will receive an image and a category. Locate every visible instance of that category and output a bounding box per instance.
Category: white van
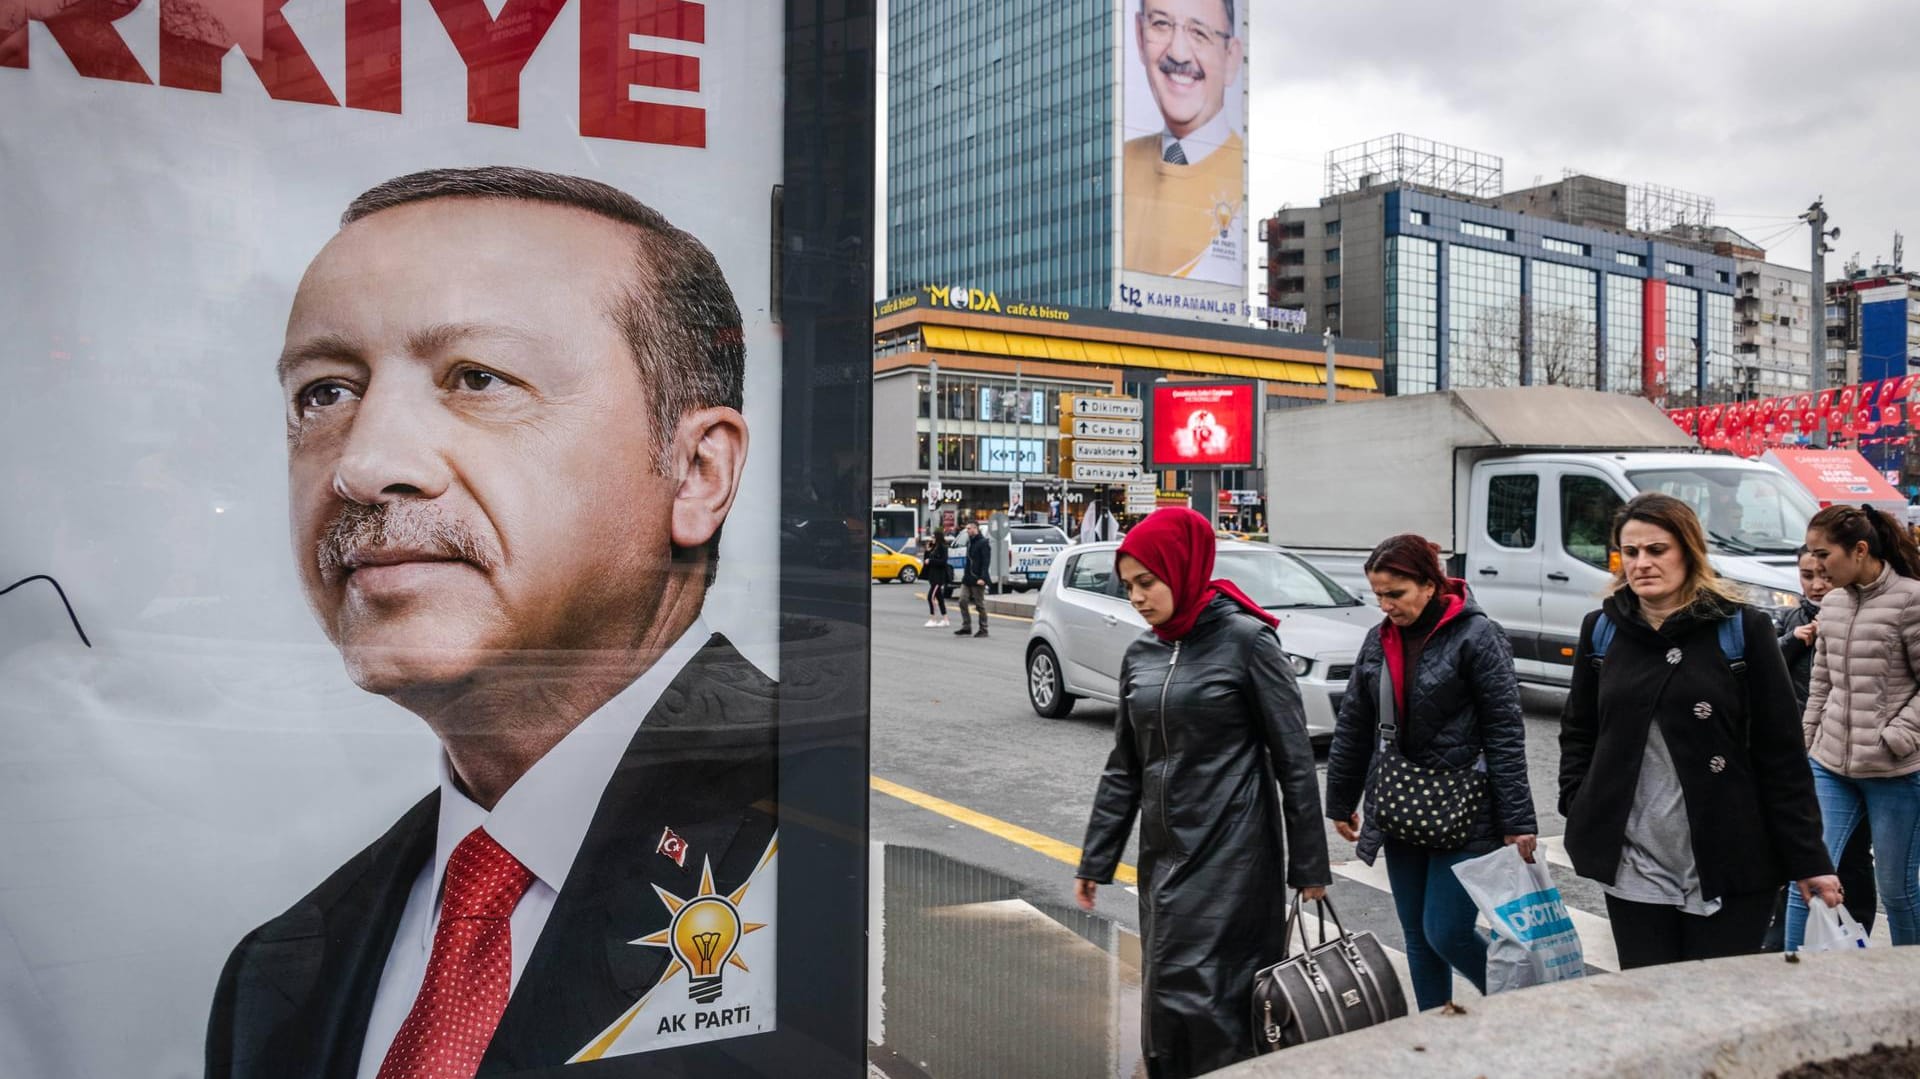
[1266,388,1810,687]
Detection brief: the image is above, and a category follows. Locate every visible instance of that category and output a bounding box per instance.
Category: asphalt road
[865,579,1615,948]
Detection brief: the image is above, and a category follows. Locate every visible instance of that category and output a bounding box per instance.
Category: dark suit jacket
[206,635,778,1078]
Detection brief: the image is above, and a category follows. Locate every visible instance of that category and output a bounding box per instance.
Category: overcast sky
[875,1,1916,296]
[1247,0,1917,274]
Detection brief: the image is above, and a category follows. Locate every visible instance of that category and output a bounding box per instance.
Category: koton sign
[1149,382,1257,469]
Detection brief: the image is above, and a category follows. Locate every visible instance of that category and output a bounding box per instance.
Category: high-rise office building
[886,1,1259,324]
[1263,135,1743,404]
[886,1,1115,307]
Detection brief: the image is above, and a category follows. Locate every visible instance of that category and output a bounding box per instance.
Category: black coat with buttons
[1558,592,1832,900]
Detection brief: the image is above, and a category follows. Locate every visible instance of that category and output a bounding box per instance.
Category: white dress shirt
[355,618,712,1078]
[1159,107,1235,167]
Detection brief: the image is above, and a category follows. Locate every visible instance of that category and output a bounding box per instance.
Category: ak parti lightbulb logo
[642,857,767,1004]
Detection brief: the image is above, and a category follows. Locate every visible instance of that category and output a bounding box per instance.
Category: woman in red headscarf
[1075,508,1331,1078]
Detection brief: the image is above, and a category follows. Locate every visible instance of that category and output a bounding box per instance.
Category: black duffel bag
[1252,894,1407,1051]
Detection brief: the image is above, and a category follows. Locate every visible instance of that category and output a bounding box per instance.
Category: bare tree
[1532,302,1598,389]
[1449,299,1523,388]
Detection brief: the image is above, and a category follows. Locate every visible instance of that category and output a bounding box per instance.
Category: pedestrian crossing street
[1126,832,1892,999]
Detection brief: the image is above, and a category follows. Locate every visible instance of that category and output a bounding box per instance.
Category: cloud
[1249,0,1920,271]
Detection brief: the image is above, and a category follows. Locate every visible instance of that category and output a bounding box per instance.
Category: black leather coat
[1324,591,1537,865]
[1079,596,1330,1079]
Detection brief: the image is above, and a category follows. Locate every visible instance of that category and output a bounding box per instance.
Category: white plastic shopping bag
[1452,845,1586,993]
[1800,900,1872,953]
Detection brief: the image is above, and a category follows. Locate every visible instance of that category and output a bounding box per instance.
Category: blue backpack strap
[1719,612,1746,670]
[1592,609,1744,668]
[1589,612,1615,666]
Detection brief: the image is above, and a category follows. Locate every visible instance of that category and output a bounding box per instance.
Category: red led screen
[1149,382,1256,469]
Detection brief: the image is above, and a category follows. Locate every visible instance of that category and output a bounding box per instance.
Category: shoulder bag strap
[1375,644,1400,753]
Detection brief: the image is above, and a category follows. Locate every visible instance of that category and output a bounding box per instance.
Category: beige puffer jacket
[1804,563,1920,777]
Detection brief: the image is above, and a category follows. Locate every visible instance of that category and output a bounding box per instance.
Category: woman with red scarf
[1075,508,1331,1079]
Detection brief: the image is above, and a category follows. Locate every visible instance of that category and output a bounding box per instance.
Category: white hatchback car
[1024,540,1373,739]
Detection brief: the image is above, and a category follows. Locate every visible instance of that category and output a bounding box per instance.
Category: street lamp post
[1803,198,1840,448]
[927,357,940,531]
[1324,326,1337,405]
[1013,359,1022,520]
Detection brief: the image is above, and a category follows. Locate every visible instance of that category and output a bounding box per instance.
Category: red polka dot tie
[376,827,533,1079]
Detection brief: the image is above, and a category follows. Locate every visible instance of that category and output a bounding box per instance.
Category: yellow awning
[923,325,968,351]
[909,322,1377,393]
[963,329,1009,354]
[1006,333,1052,359]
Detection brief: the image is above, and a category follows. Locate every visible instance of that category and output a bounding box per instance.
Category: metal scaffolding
[1628,181,1716,234]
[1324,134,1504,199]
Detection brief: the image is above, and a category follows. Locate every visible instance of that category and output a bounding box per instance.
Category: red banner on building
[1642,278,1668,402]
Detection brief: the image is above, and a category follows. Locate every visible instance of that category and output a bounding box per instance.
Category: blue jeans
[1784,757,1920,949]
[1382,838,1488,1010]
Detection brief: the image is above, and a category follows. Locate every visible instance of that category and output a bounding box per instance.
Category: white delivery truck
[1265,387,1813,687]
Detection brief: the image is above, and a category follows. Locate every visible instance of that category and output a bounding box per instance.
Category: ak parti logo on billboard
[1150,382,1256,469]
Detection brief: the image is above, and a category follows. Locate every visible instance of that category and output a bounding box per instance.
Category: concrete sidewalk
[984,591,1038,619]
[1216,948,1920,1078]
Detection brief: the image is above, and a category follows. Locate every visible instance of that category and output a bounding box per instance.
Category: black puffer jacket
[1776,598,1818,710]
[1079,595,1330,1079]
[1324,586,1537,865]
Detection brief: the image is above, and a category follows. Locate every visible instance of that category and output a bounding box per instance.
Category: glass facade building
[1377,189,1738,402]
[1604,274,1643,393]
[887,0,1114,306]
[1385,236,1440,394]
[1446,246,1522,387]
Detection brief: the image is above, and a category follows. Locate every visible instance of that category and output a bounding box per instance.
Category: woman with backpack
[1323,534,1536,1012]
[1785,503,1920,949]
[1560,493,1838,969]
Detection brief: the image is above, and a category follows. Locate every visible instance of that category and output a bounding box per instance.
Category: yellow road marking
[870,774,1137,887]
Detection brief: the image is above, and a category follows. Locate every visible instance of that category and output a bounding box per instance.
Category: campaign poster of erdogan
[0,1,874,1076]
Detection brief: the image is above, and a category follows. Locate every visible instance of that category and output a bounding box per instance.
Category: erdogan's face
[280,199,683,696]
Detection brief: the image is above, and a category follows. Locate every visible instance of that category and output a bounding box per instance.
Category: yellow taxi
[871,542,924,584]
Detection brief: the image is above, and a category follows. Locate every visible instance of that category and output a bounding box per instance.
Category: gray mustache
[316,502,499,578]
[1158,56,1204,80]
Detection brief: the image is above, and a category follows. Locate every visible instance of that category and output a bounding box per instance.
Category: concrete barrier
[985,592,1038,619]
[1211,949,1920,1078]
